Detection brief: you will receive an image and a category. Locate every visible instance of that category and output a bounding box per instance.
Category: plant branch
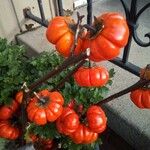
[70,12,84,56]
[98,79,150,105]
[21,88,30,145]
[51,59,87,91]
[28,51,89,91]
[83,24,96,33]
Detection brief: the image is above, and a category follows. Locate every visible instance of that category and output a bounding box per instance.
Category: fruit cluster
[46,13,129,62]
[26,89,107,145]
[0,88,107,147]
[57,103,107,144]
[0,92,22,140]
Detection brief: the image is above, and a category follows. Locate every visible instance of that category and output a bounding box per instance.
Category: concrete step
[16,26,55,57]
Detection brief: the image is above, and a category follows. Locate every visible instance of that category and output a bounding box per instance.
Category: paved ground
[17,0,150,149]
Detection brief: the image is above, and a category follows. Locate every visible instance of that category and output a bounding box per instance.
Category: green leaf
[107,79,113,86]
[0,38,7,52]
[109,68,115,78]
[31,123,60,139]
[61,136,102,150]
[0,38,114,149]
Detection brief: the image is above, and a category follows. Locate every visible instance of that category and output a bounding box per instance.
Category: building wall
[62,0,74,11]
[0,0,20,41]
[0,0,73,41]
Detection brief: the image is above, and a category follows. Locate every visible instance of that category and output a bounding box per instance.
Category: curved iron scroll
[120,0,150,47]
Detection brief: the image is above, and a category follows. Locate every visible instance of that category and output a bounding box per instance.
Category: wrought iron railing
[23,0,150,76]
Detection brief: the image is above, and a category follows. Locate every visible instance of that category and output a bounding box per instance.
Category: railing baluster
[57,0,64,16]
[87,0,93,25]
[37,0,46,21]
[122,33,132,64]
[122,0,137,63]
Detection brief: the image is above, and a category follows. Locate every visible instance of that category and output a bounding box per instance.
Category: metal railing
[23,0,150,76]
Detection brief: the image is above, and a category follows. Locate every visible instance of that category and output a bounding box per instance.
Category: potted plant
[0,37,115,150]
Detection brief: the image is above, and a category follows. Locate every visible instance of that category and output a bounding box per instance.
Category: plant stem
[21,91,29,146]
[83,24,96,32]
[98,79,150,105]
[70,12,84,56]
[51,59,87,91]
[29,51,89,91]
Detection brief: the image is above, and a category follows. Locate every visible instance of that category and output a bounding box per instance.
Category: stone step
[16,26,55,57]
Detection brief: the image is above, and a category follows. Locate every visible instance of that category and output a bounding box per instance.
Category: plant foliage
[0,38,115,149]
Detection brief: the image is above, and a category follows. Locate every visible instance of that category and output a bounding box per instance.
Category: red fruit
[0,120,20,140]
[130,89,150,109]
[70,124,98,144]
[56,107,79,135]
[15,91,23,104]
[27,90,64,125]
[87,105,107,133]
[83,12,129,62]
[74,66,109,87]
[41,138,53,150]
[46,16,83,57]
[0,100,19,120]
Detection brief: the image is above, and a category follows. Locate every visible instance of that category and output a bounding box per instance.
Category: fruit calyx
[140,64,150,89]
[65,17,77,33]
[65,16,84,38]
[140,64,150,80]
[34,92,49,106]
[88,16,104,39]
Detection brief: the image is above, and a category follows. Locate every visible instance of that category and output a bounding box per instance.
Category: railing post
[37,0,46,21]
[122,0,137,63]
[87,0,93,25]
[57,0,64,16]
